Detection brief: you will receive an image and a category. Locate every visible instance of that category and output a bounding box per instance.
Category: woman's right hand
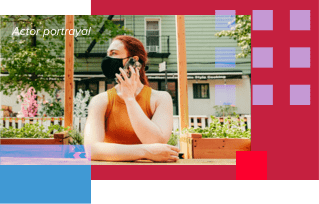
[143,143,180,162]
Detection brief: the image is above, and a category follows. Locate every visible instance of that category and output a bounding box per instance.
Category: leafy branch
[215,15,251,58]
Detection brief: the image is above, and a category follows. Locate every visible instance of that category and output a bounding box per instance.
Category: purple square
[290,85,310,105]
[253,85,273,105]
[253,47,273,68]
[215,10,236,15]
[253,10,273,30]
[290,47,310,68]
[215,85,236,105]
[290,10,310,30]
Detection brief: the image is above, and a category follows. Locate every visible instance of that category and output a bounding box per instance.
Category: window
[215,85,236,105]
[145,19,161,52]
[106,81,116,91]
[193,84,210,99]
[149,80,178,115]
[149,81,159,90]
[75,80,99,97]
[112,18,125,28]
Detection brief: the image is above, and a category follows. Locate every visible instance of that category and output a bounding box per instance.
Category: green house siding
[1,15,251,75]
[74,15,250,75]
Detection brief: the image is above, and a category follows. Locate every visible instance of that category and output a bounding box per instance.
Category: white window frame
[144,17,161,53]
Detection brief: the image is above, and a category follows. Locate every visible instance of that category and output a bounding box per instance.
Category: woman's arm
[84,93,145,161]
[84,93,178,162]
[124,91,173,144]
[116,67,173,144]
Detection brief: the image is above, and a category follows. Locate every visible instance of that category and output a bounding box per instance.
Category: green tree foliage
[215,15,251,58]
[0,15,132,97]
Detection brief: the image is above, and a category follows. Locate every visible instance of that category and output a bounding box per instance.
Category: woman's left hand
[115,66,140,101]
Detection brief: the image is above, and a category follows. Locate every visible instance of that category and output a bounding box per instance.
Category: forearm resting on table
[86,141,147,162]
[125,99,168,144]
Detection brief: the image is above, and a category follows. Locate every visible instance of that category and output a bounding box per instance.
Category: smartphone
[115,57,142,83]
[123,57,142,78]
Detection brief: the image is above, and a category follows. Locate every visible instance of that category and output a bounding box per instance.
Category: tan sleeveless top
[104,85,153,144]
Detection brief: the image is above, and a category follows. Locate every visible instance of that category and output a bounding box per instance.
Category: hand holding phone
[123,57,142,78]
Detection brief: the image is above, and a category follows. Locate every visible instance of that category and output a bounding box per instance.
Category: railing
[1,115,251,135]
[0,117,87,134]
[172,115,251,133]
[74,35,170,58]
[146,45,160,53]
[134,35,170,54]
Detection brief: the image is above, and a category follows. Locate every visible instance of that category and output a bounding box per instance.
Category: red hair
[113,35,149,86]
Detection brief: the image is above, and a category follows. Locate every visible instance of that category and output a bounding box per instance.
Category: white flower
[73,89,90,117]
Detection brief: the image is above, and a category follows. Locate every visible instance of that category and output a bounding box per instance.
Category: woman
[84,35,180,162]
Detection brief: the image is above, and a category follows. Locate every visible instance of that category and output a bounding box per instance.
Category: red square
[236,151,267,180]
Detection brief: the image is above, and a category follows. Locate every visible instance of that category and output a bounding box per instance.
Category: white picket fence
[1,115,251,134]
[0,117,87,134]
[172,115,251,133]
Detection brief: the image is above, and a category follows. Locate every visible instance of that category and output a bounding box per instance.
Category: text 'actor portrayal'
[84,35,180,162]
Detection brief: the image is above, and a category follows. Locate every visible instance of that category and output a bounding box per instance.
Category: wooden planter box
[180,133,251,159]
[0,132,70,158]
[0,132,69,145]
[0,132,87,158]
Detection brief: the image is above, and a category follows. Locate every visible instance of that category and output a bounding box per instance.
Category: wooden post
[175,15,189,135]
[64,15,74,130]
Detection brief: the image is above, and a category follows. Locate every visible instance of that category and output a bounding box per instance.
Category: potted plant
[0,123,72,158]
[167,130,179,147]
[66,129,86,158]
[180,115,251,159]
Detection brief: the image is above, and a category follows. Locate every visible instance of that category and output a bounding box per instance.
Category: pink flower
[43,100,48,104]
[231,105,235,107]
[50,104,53,106]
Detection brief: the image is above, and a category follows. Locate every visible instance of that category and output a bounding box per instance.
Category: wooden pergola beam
[64,15,74,130]
[175,15,189,134]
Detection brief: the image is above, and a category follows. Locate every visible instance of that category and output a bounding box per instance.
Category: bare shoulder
[88,91,108,114]
[150,89,172,105]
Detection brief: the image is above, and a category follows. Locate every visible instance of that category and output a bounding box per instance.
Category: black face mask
[101,56,130,79]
